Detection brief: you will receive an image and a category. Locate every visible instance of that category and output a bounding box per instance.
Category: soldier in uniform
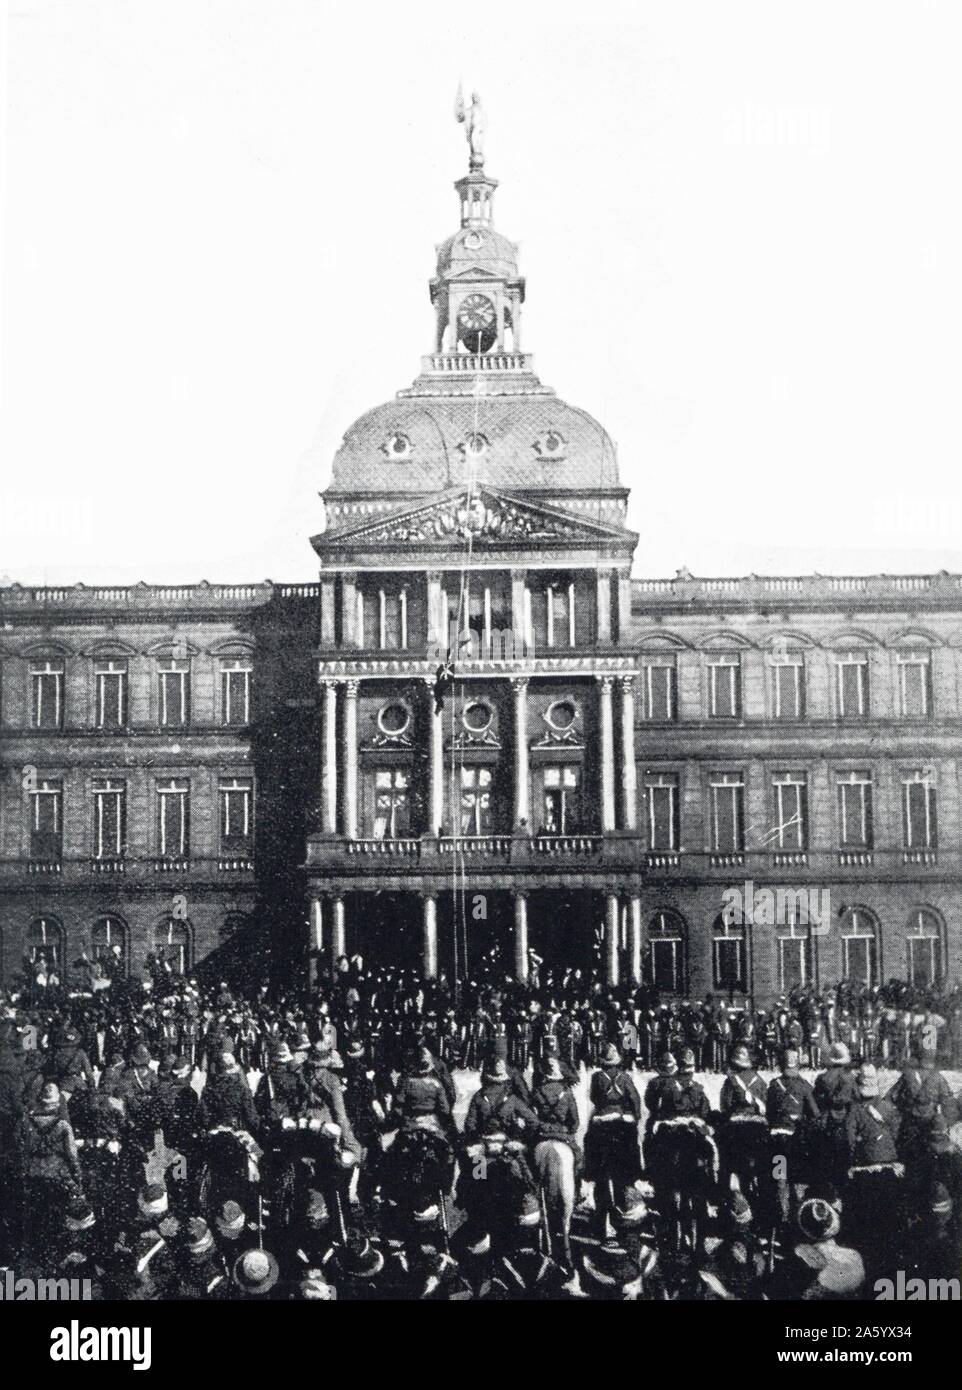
[585,1043,642,1238]
[843,1063,904,1280]
[766,1047,819,1229]
[718,1045,769,1203]
[812,1040,857,1189]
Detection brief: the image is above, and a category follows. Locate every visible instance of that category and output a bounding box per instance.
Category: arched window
[839,908,879,986]
[906,909,944,989]
[154,917,192,975]
[712,912,747,993]
[28,917,64,972]
[646,910,687,994]
[91,916,127,974]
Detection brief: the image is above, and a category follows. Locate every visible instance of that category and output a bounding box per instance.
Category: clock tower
[430,163,526,356]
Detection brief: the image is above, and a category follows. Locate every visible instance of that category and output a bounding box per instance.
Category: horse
[377,1122,456,1242]
[647,1116,718,1255]
[531,1138,577,1271]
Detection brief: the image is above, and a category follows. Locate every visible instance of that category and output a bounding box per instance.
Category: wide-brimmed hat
[137,1183,169,1220]
[678,1048,696,1074]
[270,1042,293,1064]
[233,1248,280,1295]
[582,1239,649,1292]
[781,1048,801,1072]
[601,1043,622,1067]
[828,1042,851,1066]
[345,1040,365,1060]
[336,1235,384,1280]
[797,1197,841,1242]
[131,1044,151,1067]
[65,1198,96,1233]
[657,1051,677,1075]
[171,1055,191,1079]
[730,1045,752,1069]
[215,1200,246,1239]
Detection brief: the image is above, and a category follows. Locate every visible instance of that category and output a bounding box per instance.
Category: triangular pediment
[317,487,630,549]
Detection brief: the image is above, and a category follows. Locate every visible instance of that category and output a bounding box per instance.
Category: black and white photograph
[0,0,960,1360]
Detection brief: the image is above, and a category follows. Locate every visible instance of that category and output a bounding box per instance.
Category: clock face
[457,293,497,350]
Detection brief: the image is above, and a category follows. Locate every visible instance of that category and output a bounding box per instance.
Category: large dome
[324,390,619,503]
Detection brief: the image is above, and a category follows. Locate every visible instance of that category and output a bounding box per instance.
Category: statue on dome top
[454,83,486,168]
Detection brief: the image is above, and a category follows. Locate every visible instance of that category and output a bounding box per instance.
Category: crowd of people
[1,954,961,1301]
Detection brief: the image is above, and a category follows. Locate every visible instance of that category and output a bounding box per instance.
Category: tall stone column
[343,679,359,839]
[321,679,338,834]
[512,677,530,829]
[331,895,346,967]
[422,893,438,980]
[628,895,643,985]
[425,677,445,835]
[514,891,529,983]
[620,675,637,831]
[605,892,620,987]
[599,675,616,833]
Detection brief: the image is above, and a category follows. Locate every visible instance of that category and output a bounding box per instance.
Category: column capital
[422,889,438,904]
[510,675,529,694]
[618,674,636,693]
[513,888,529,902]
[598,674,615,692]
[319,676,339,691]
[344,678,360,697]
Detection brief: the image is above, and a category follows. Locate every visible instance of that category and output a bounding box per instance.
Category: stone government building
[2,138,960,1005]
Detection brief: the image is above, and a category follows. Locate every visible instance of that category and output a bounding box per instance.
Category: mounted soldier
[719,1044,769,1203]
[585,1043,643,1239]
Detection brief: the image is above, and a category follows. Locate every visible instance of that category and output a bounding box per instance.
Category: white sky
[1,0,961,584]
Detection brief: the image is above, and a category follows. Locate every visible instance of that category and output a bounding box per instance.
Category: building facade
[2,140,961,1003]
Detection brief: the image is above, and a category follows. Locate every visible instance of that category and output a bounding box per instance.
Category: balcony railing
[90,858,126,874]
[27,860,62,875]
[646,852,681,870]
[346,839,419,857]
[710,852,745,869]
[440,836,512,856]
[772,851,808,867]
[529,835,601,856]
[838,851,874,867]
[149,857,190,874]
[217,857,255,872]
[903,849,938,866]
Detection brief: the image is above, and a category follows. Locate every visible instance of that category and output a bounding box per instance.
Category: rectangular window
[779,933,813,993]
[902,774,937,849]
[713,934,746,992]
[372,767,410,838]
[542,765,581,834]
[31,662,64,729]
[898,652,932,718]
[907,934,940,989]
[220,778,253,852]
[157,779,190,857]
[837,772,873,849]
[708,657,741,719]
[772,774,808,850]
[220,662,251,726]
[835,657,869,718]
[95,660,128,729]
[709,774,745,853]
[645,773,679,850]
[30,779,63,860]
[158,660,190,727]
[459,766,492,835]
[93,780,126,859]
[641,662,676,721]
[843,933,877,987]
[650,937,683,993]
[772,658,805,720]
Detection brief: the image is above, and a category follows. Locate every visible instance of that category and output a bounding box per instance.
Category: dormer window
[381,432,413,461]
